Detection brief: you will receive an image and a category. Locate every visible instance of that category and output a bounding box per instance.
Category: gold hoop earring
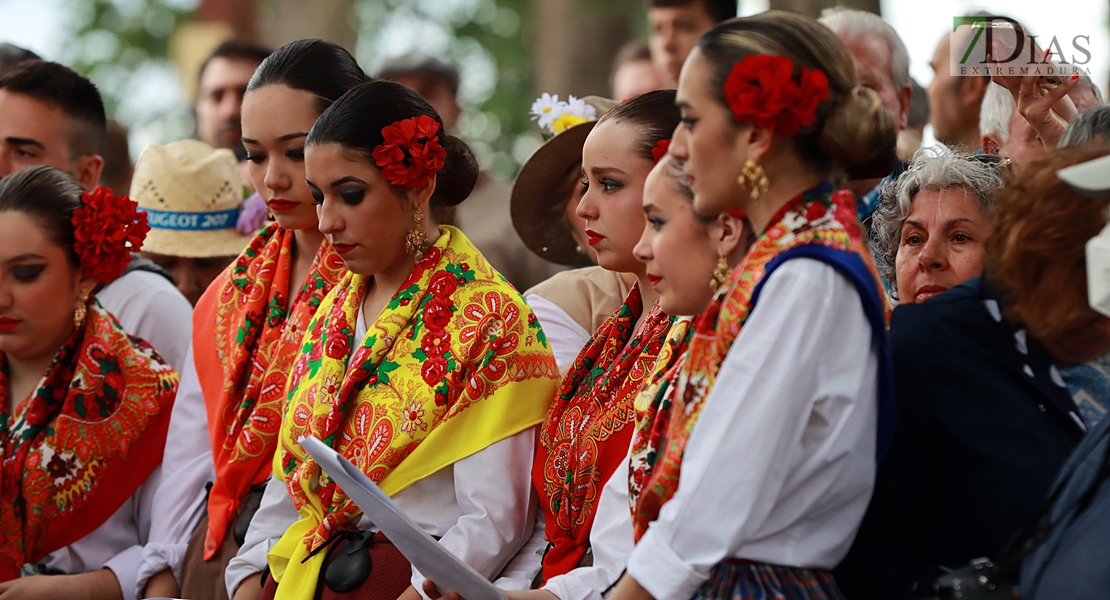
[737,159,769,200]
[709,255,731,292]
[73,289,90,328]
[405,211,430,263]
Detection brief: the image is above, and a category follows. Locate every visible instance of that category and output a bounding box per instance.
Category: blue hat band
[141,207,241,231]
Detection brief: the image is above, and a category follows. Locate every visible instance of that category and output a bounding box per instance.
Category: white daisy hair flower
[530,93,565,130]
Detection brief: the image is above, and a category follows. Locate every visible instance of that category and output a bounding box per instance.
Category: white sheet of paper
[299,436,507,600]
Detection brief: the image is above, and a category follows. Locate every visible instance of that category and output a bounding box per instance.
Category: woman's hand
[0,570,122,600]
[988,45,1082,150]
[420,580,559,600]
[396,586,423,600]
[231,573,263,600]
[141,568,179,599]
[604,574,655,600]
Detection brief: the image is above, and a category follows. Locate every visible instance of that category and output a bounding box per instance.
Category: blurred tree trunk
[532,0,639,99]
[769,0,881,16]
[258,0,359,52]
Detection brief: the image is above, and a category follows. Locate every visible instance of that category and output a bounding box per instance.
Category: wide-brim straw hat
[512,96,618,267]
[130,139,254,258]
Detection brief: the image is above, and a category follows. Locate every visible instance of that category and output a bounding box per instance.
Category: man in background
[926,28,990,152]
[820,7,912,222]
[647,0,736,88]
[379,52,565,290]
[0,42,39,75]
[194,40,271,153]
[0,60,192,374]
[610,40,662,100]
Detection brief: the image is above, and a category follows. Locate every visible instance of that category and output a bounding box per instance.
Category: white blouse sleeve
[541,453,637,600]
[410,427,538,598]
[225,475,299,599]
[135,343,215,595]
[625,259,880,600]
[98,466,161,600]
[525,294,591,373]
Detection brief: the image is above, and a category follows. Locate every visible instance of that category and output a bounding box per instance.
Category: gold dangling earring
[405,210,430,263]
[73,289,90,328]
[737,159,769,200]
[709,255,731,292]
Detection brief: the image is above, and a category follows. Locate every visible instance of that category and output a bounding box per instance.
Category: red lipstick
[268,198,298,212]
[0,317,20,333]
[646,274,662,287]
[332,243,357,255]
[585,229,605,246]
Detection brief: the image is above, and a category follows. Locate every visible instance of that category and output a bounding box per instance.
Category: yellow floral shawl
[268,226,559,600]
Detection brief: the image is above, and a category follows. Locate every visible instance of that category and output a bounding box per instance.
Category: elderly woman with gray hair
[870,149,1005,304]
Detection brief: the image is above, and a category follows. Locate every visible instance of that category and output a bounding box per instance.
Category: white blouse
[40,467,162,600]
[135,344,215,594]
[226,306,540,599]
[624,259,880,599]
[95,269,192,373]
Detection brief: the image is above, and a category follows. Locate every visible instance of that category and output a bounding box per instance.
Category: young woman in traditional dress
[608,11,896,600]
[138,39,366,600]
[525,91,680,588]
[0,166,177,600]
[225,80,560,600]
[422,151,753,600]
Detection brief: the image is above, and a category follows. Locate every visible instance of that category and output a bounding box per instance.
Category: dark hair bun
[818,85,897,166]
[434,134,479,207]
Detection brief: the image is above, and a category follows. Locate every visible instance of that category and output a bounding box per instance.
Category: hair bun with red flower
[372,115,448,189]
[72,186,151,283]
[723,54,830,136]
[651,139,671,165]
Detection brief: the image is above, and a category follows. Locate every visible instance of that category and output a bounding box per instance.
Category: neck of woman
[289,226,326,297]
[743,150,827,235]
[6,343,65,413]
[631,267,661,335]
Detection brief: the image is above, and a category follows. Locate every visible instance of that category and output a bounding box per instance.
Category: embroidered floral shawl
[628,182,891,540]
[192,224,346,559]
[533,284,673,580]
[0,302,178,580]
[267,226,559,600]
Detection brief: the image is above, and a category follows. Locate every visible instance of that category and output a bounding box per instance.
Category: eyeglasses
[966,153,1014,170]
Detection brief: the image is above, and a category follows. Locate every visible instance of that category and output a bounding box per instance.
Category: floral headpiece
[723,54,830,136]
[651,139,671,165]
[530,93,598,138]
[72,186,150,283]
[372,115,447,189]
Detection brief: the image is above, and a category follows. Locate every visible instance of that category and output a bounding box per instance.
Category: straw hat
[130,139,253,258]
[511,95,618,267]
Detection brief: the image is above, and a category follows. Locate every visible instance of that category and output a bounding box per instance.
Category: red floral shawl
[192,224,345,559]
[533,284,673,580]
[0,303,178,580]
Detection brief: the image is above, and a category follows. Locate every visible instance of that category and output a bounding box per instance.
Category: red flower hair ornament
[723,54,830,136]
[372,115,448,188]
[651,139,671,165]
[71,186,150,283]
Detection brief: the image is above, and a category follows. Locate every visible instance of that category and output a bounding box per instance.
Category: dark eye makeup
[12,264,45,282]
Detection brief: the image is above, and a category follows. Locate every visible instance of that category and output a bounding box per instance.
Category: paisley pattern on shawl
[267,226,559,600]
[0,302,178,580]
[193,223,346,559]
[533,284,673,580]
[628,182,888,540]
